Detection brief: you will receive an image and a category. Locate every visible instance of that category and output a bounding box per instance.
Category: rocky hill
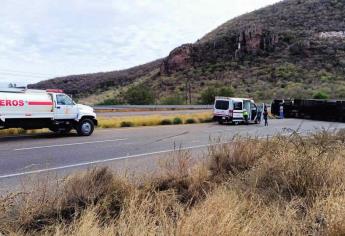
[30,0,345,104]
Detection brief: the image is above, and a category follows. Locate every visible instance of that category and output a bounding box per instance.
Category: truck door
[54,94,78,120]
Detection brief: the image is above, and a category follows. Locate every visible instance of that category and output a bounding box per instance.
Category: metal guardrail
[93,105,213,112]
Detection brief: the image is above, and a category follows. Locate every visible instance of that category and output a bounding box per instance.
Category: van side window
[56,94,74,105]
[233,102,242,110]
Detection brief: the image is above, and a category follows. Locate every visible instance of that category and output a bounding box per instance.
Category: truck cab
[213,97,260,124]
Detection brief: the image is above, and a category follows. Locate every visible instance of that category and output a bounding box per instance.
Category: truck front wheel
[77,119,94,136]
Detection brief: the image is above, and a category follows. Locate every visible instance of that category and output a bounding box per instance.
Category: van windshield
[233,102,242,110]
[215,100,229,110]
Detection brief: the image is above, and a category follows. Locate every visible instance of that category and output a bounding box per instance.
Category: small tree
[124,85,155,105]
[200,87,218,104]
[218,87,235,97]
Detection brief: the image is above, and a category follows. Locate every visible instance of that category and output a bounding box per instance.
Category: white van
[213,97,261,124]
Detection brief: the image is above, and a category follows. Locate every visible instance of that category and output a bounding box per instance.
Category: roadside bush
[160,119,173,125]
[185,118,196,124]
[97,97,123,105]
[124,85,155,105]
[208,138,262,180]
[199,87,217,104]
[199,86,234,104]
[313,91,329,99]
[173,117,183,124]
[120,121,134,127]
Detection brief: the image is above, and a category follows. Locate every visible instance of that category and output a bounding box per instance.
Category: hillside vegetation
[30,0,345,104]
[2,131,345,235]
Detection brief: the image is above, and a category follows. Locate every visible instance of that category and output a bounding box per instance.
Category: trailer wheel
[77,119,94,136]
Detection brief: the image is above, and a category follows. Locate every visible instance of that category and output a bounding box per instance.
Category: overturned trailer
[271,99,345,122]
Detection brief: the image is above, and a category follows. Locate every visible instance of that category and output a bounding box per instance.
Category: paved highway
[0,119,344,191]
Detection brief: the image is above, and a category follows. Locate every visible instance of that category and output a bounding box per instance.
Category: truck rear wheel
[77,119,94,136]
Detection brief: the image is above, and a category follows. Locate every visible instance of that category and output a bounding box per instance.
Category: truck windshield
[56,94,74,105]
[233,102,243,110]
[215,100,229,110]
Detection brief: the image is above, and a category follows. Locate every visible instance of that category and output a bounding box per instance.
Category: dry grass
[98,112,212,128]
[2,130,345,235]
[0,128,47,136]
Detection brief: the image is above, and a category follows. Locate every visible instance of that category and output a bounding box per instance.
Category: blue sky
[0,0,280,84]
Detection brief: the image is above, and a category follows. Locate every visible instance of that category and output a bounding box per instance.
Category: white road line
[0,142,228,179]
[14,138,128,151]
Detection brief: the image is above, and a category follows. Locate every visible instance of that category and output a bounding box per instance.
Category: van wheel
[218,120,224,125]
[77,119,94,136]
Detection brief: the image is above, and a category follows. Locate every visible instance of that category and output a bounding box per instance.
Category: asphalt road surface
[97,109,209,117]
[1,119,345,192]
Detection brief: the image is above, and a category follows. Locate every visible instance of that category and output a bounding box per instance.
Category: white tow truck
[213,97,262,124]
[0,88,97,136]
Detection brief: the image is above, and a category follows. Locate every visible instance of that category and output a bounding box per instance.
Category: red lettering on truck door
[12,100,18,106]
[0,100,4,106]
[5,100,11,106]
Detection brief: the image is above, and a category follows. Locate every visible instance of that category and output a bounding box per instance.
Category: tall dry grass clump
[2,130,345,235]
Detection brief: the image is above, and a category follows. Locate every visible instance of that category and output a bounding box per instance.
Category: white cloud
[0,0,280,84]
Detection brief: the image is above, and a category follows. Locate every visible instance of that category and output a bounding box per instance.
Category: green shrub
[173,117,183,125]
[199,86,235,104]
[275,63,299,79]
[124,85,155,105]
[313,91,329,99]
[200,87,217,104]
[160,119,173,125]
[185,118,196,124]
[120,121,134,127]
[97,97,123,105]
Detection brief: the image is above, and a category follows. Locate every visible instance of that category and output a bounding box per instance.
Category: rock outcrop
[161,25,279,74]
[160,44,193,75]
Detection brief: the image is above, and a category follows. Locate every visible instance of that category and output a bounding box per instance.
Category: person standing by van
[263,107,268,126]
[243,109,249,124]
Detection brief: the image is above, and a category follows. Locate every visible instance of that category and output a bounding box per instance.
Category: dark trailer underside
[272,99,345,122]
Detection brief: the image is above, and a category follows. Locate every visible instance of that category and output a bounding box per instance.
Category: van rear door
[214,100,230,116]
